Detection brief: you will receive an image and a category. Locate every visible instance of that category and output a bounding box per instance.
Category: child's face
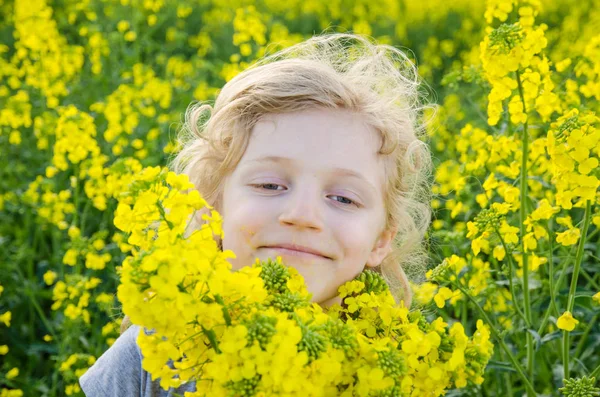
[220,108,396,305]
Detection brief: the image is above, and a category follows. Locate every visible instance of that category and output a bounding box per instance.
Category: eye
[330,195,358,206]
[251,183,286,191]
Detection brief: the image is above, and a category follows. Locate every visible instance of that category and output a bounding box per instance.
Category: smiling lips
[260,243,332,260]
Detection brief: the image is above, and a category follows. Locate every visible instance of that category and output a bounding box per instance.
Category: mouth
[259,245,332,260]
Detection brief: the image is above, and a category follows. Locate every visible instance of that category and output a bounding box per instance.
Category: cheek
[334,217,377,259]
[222,200,265,250]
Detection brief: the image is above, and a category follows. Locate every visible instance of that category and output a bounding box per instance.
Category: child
[79,32,433,396]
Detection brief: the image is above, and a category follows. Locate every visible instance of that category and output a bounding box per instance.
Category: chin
[318,294,343,308]
[309,286,343,306]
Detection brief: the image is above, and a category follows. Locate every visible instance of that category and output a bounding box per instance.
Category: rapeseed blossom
[1,0,599,394]
[557,311,579,332]
[110,168,493,396]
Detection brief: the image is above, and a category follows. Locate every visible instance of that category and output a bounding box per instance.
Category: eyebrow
[245,155,378,192]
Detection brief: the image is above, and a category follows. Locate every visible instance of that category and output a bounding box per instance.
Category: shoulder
[79,325,196,397]
[79,324,145,396]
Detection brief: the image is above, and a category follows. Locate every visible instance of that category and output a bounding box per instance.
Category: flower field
[1,0,600,396]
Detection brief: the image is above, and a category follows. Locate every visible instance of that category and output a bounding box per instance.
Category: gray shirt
[79,324,197,396]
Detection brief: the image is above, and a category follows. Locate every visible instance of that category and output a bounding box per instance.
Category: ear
[192,206,211,228]
[366,225,398,268]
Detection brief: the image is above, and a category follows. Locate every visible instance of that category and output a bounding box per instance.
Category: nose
[278,186,324,231]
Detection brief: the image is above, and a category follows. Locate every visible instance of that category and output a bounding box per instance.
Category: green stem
[515,69,534,384]
[214,295,231,326]
[494,227,529,325]
[574,314,597,359]
[546,221,559,319]
[567,200,593,311]
[176,329,206,348]
[201,325,221,354]
[499,348,514,396]
[461,294,468,326]
[80,199,92,235]
[563,330,570,379]
[13,263,58,340]
[563,199,593,379]
[454,283,537,396]
[73,164,80,226]
[584,227,598,242]
[590,362,600,379]
[28,289,58,341]
[52,229,63,279]
[25,209,35,344]
[537,256,572,335]
[580,268,600,291]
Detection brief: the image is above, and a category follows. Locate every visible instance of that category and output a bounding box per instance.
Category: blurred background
[1,0,600,396]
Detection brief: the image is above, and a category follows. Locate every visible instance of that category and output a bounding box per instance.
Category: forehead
[240,108,386,182]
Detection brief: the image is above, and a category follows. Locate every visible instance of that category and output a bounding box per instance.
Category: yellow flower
[124,31,137,42]
[92,239,105,251]
[68,226,80,239]
[502,186,520,203]
[166,171,194,190]
[471,235,489,256]
[578,157,599,175]
[412,282,437,305]
[556,216,574,228]
[530,199,560,220]
[6,367,19,379]
[493,245,506,261]
[557,311,579,331]
[62,248,78,266]
[593,292,600,305]
[555,58,572,72]
[466,221,479,239]
[43,270,58,285]
[499,221,519,244]
[220,325,248,354]
[117,20,130,32]
[9,130,21,145]
[0,311,11,327]
[523,232,538,252]
[434,287,454,308]
[85,252,110,270]
[556,227,581,246]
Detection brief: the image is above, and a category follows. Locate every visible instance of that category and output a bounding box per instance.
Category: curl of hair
[169,32,434,311]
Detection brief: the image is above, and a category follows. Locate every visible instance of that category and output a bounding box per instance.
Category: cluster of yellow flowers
[480,0,560,126]
[61,227,112,270]
[51,275,102,324]
[426,0,600,320]
[52,106,101,172]
[0,283,21,397]
[59,354,96,396]
[546,109,600,209]
[419,1,600,394]
[89,63,172,151]
[11,0,85,108]
[111,167,493,396]
[22,177,75,230]
[3,0,600,394]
